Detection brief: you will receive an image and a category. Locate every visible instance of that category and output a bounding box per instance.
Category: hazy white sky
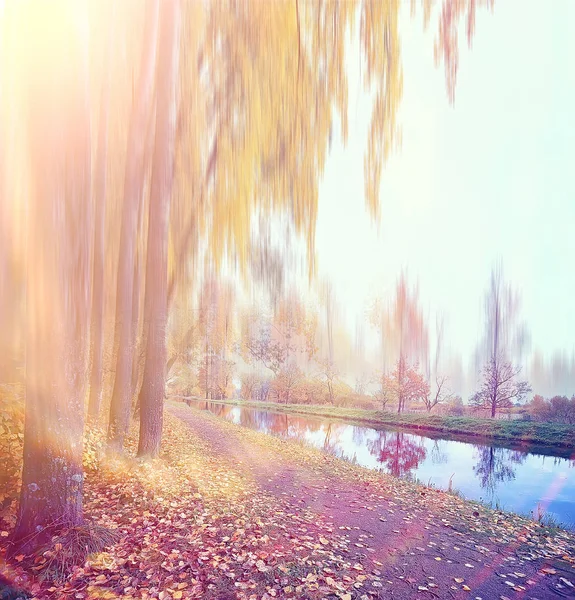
[315,0,575,365]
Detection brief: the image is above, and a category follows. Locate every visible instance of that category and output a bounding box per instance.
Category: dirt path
[168,402,575,600]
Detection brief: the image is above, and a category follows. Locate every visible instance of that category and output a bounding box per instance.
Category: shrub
[445,395,464,416]
[527,394,575,424]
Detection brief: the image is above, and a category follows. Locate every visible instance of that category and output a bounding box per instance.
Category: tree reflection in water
[473,446,526,494]
[321,423,350,461]
[368,431,427,479]
[430,440,448,465]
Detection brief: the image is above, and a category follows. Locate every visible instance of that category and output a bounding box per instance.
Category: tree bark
[137,0,181,458]
[13,4,91,549]
[108,0,160,452]
[88,11,114,422]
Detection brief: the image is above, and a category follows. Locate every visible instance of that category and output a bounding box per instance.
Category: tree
[477,265,527,365]
[317,358,340,405]
[137,0,182,458]
[445,395,464,416]
[108,0,160,453]
[373,358,429,413]
[11,2,92,548]
[548,395,575,424]
[527,394,549,421]
[272,364,304,404]
[240,372,260,400]
[243,314,288,377]
[530,395,575,425]
[242,300,304,377]
[369,273,429,376]
[421,314,452,412]
[371,371,395,411]
[199,355,235,400]
[473,266,531,417]
[431,0,496,104]
[87,9,115,422]
[470,358,531,417]
[422,374,453,412]
[0,0,492,549]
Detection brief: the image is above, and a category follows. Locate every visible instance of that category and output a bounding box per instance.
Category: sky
[314,0,575,368]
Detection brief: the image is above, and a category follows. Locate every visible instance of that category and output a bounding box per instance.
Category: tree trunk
[108,0,160,453]
[130,247,143,417]
[88,13,114,422]
[205,341,209,399]
[13,4,91,549]
[137,0,181,458]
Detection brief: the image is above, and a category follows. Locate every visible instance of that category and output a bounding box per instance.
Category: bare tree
[470,357,531,417]
[473,265,531,417]
[243,310,291,376]
[422,374,453,412]
[317,357,339,404]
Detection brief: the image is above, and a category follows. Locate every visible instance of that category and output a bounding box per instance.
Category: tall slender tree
[108,0,160,452]
[88,7,115,422]
[472,265,531,417]
[12,2,92,548]
[137,0,182,458]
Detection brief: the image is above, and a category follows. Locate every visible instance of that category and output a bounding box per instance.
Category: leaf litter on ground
[2,402,574,599]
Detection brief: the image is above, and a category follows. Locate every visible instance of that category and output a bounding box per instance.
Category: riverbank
[168,403,575,599]
[177,396,575,454]
[5,403,573,599]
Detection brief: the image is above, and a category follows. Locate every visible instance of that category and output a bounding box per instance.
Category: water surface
[185,399,575,528]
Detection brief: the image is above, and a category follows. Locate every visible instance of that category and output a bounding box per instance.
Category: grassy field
[179,396,575,455]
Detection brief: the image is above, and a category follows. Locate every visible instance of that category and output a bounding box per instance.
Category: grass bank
[180,396,575,455]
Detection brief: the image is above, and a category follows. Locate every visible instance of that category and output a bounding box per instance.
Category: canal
[184,399,575,528]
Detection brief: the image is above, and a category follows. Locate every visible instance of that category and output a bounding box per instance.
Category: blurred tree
[9,1,92,548]
[470,359,531,417]
[0,0,494,544]
[137,0,182,458]
[422,374,453,412]
[372,358,429,413]
[472,265,531,417]
[108,0,160,453]
[240,372,260,400]
[369,273,429,375]
[88,7,115,422]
